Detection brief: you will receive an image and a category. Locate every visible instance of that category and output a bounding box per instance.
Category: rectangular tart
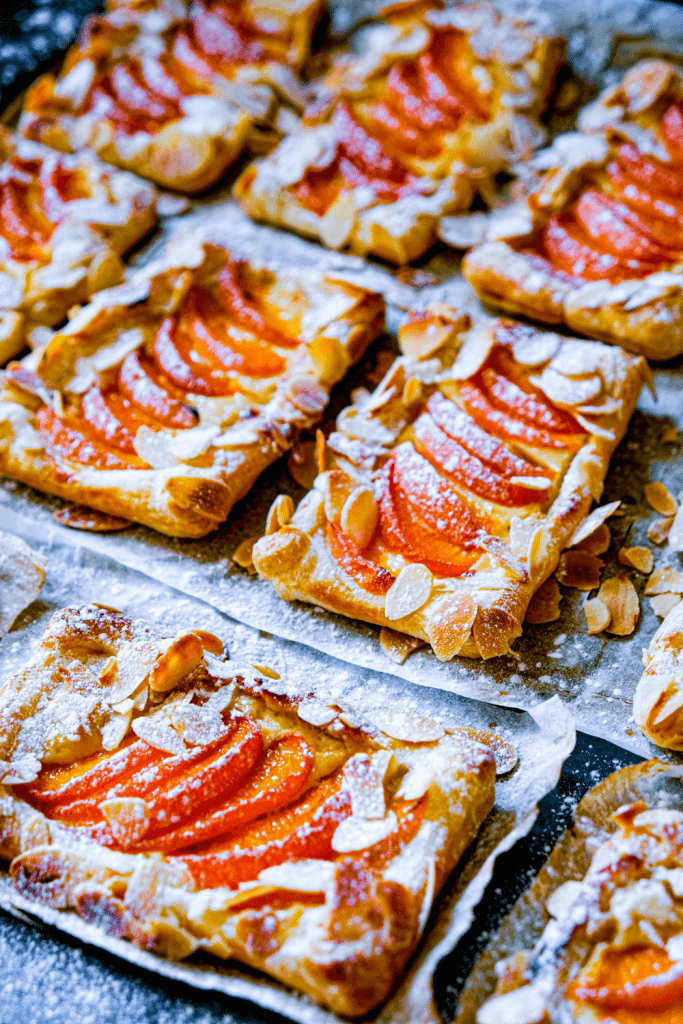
[18,0,323,194]
[0,602,496,1018]
[0,233,385,537]
[252,306,646,660]
[0,127,158,363]
[462,60,683,360]
[464,759,683,1024]
[234,1,564,264]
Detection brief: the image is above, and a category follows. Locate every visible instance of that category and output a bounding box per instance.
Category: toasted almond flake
[533,368,602,408]
[575,523,611,556]
[556,551,603,590]
[369,707,444,743]
[509,475,552,488]
[191,630,224,656]
[101,641,160,703]
[315,429,328,474]
[265,494,294,535]
[53,505,132,532]
[662,428,680,443]
[647,517,673,545]
[399,316,455,360]
[319,190,356,250]
[645,481,678,517]
[297,700,337,727]
[101,711,131,751]
[379,626,426,664]
[340,486,378,551]
[644,567,683,595]
[650,593,682,618]
[598,575,639,635]
[252,663,280,679]
[342,752,393,820]
[583,597,611,634]
[384,563,433,621]
[528,525,552,584]
[402,375,423,409]
[510,332,559,366]
[149,633,204,693]
[618,546,654,574]
[428,592,478,660]
[568,502,621,549]
[450,727,518,775]
[233,535,261,569]
[525,577,561,624]
[331,811,398,853]
[167,702,224,747]
[449,325,496,380]
[287,440,317,489]
[668,504,683,552]
[130,681,149,712]
[132,714,185,755]
[100,797,151,847]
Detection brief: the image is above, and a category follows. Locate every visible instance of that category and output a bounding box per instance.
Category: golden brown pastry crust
[460,760,683,1024]
[462,60,683,360]
[18,0,322,194]
[0,234,385,537]
[0,603,496,1018]
[235,2,564,264]
[252,306,646,660]
[0,128,158,361]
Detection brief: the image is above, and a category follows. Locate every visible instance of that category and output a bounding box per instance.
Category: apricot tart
[234,1,564,264]
[252,305,646,660]
[463,60,683,360]
[634,597,683,751]
[18,0,323,194]
[0,602,497,1017]
[467,760,683,1024]
[0,234,384,537]
[0,127,158,363]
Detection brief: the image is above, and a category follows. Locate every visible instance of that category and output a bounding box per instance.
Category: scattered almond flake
[232,535,261,569]
[101,711,131,751]
[369,707,444,743]
[149,633,204,693]
[662,428,680,443]
[191,630,224,656]
[650,593,682,618]
[53,505,132,532]
[342,751,393,820]
[668,504,683,552]
[100,797,151,847]
[258,860,335,892]
[556,551,603,590]
[287,441,317,489]
[297,700,337,726]
[166,702,225,747]
[402,375,424,410]
[618,546,654,574]
[567,501,620,549]
[644,567,683,595]
[251,663,280,679]
[331,811,398,854]
[449,727,518,774]
[583,597,611,634]
[644,481,678,517]
[340,486,378,551]
[647,517,673,545]
[101,640,160,704]
[265,494,294,535]
[0,531,46,637]
[379,626,426,664]
[574,523,611,556]
[399,316,454,360]
[598,575,639,635]
[132,714,185,755]
[384,563,433,621]
[525,577,561,624]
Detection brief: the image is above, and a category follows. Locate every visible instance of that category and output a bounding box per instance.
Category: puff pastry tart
[0,234,384,537]
[234,1,564,264]
[634,598,683,750]
[18,0,323,194]
[463,60,683,360]
[253,305,646,660]
[470,760,683,1024]
[0,128,158,364]
[0,603,496,1017]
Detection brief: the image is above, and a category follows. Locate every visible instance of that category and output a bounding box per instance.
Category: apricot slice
[333,103,410,185]
[574,188,677,260]
[37,404,148,471]
[573,948,683,1010]
[662,101,683,161]
[118,351,198,430]
[214,261,297,351]
[541,216,655,283]
[327,522,395,596]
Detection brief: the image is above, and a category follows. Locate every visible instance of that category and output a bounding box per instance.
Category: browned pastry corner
[0,127,159,362]
[459,759,683,1024]
[234,1,564,264]
[0,531,46,637]
[461,60,683,359]
[0,232,384,537]
[0,602,497,1018]
[252,305,646,660]
[18,0,324,194]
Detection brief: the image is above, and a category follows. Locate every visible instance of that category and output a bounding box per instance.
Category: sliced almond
[100,711,131,751]
[668,504,683,552]
[53,505,132,532]
[533,368,602,408]
[567,501,620,549]
[647,517,674,545]
[149,633,204,693]
[340,486,378,551]
[662,427,680,444]
[369,708,444,743]
[132,714,185,755]
[266,494,294,535]
[308,334,347,383]
[556,551,603,590]
[428,592,478,660]
[399,315,455,361]
[99,797,151,847]
[319,190,356,250]
[525,577,561,624]
[191,630,224,656]
[297,700,337,727]
[101,641,160,704]
[650,593,682,618]
[583,597,611,634]
[598,575,639,635]
[574,523,610,556]
[232,535,260,570]
[618,546,654,574]
[252,663,280,679]
[644,481,678,517]
[315,428,329,474]
[402,375,424,410]
[644,567,683,595]
[379,626,426,665]
[287,441,317,489]
[323,469,352,524]
[384,563,433,621]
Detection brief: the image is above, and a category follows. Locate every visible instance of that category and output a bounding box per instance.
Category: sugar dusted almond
[575,523,611,556]
[101,711,131,751]
[308,334,347,383]
[319,189,356,250]
[650,593,682,618]
[252,663,280,680]
[525,577,561,624]
[287,440,317,490]
[644,481,678,516]
[399,316,455,360]
[191,630,224,656]
[100,797,151,847]
[340,486,378,551]
[598,575,639,635]
[54,505,132,532]
[644,567,683,595]
[233,535,260,569]
[297,700,337,727]
[668,504,683,552]
[379,626,426,664]
[149,633,204,693]
[384,563,432,621]
[556,551,603,590]
[647,517,673,545]
[427,592,477,660]
[315,428,329,474]
[132,713,185,755]
[533,368,602,408]
[567,501,620,549]
[583,597,611,635]
[370,707,444,743]
[266,494,294,535]
[618,546,654,574]
[402,375,423,410]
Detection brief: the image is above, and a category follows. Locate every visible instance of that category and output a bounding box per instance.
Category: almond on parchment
[644,567,683,595]
[379,626,426,664]
[618,546,654,574]
[583,597,611,634]
[567,501,620,549]
[597,575,639,635]
[266,494,294,535]
[525,577,561,624]
[650,593,682,618]
[668,504,683,552]
[574,523,611,556]
[556,551,603,590]
[644,481,678,517]
[385,564,433,621]
[647,517,674,545]
[233,535,261,570]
